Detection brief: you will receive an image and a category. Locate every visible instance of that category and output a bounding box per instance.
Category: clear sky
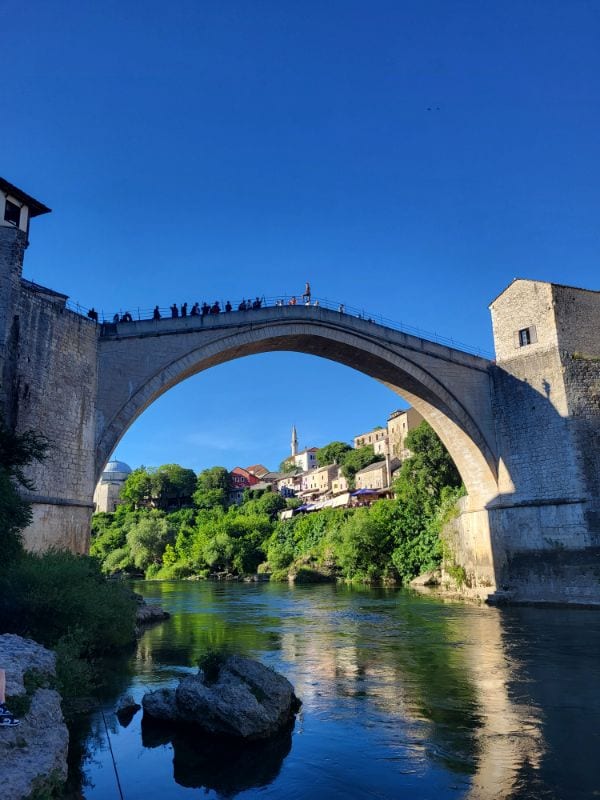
[3,1,599,473]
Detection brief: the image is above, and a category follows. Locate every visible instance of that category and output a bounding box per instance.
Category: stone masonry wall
[485,279,600,602]
[552,284,600,535]
[0,227,27,426]
[490,280,579,505]
[12,285,99,552]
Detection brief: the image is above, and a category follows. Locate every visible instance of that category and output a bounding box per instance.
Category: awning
[328,492,351,508]
[351,488,379,496]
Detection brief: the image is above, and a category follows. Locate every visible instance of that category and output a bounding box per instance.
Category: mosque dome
[101,460,132,483]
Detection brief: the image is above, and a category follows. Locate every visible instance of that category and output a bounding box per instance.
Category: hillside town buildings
[93,408,424,513]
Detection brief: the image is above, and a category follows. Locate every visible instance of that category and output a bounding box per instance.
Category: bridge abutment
[444,280,600,604]
[0,223,98,554]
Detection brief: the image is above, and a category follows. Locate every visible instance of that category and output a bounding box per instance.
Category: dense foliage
[0,419,48,560]
[121,463,197,509]
[339,444,383,485]
[0,416,137,702]
[92,422,464,586]
[316,441,352,467]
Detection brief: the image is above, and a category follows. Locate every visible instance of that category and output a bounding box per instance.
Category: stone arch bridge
[95,306,500,511]
[2,222,600,605]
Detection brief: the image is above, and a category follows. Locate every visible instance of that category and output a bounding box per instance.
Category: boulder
[0,634,69,800]
[410,569,442,587]
[135,600,170,625]
[115,693,141,727]
[143,656,300,740]
[142,686,180,721]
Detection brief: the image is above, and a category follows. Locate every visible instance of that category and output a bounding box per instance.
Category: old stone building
[93,460,132,513]
[387,407,424,459]
[353,426,387,450]
[303,464,339,496]
[355,458,401,491]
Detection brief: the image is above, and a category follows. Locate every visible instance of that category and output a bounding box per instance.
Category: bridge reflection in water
[75,582,599,800]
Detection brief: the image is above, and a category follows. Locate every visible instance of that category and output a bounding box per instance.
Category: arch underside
[96,322,500,506]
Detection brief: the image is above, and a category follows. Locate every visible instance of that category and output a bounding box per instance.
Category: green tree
[279,459,300,474]
[335,508,395,582]
[152,464,197,508]
[394,422,461,512]
[391,422,463,582]
[316,441,351,467]
[120,467,154,508]
[196,466,230,492]
[340,444,382,486]
[120,464,197,510]
[203,532,234,571]
[193,466,230,509]
[256,491,286,519]
[0,418,48,561]
[126,513,173,572]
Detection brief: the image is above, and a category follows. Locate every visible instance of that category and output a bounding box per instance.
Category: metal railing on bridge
[66,295,493,358]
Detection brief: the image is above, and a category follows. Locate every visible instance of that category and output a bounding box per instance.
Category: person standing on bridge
[225,301,232,312]
[171,304,179,319]
[302,281,311,303]
[153,306,161,321]
[181,302,187,317]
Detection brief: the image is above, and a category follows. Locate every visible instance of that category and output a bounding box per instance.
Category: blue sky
[2,1,599,473]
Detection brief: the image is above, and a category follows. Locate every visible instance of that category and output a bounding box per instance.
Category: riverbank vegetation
[92,422,464,586]
[0,418,138,706]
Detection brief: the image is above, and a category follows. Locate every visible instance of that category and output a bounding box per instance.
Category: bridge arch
[95,308,501,508]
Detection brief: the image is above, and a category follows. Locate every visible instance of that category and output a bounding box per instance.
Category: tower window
[518,326,537,347]
[4,199,20,226]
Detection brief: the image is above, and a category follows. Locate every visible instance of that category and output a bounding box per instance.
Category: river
[71,580,600,799]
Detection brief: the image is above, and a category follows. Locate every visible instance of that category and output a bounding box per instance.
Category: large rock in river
[143,655,300,740]
[0,634,69,800]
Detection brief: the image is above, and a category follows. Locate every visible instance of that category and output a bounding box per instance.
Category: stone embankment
[0,634,69,800]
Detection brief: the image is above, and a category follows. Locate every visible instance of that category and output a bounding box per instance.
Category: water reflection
[142,717,294,795]
[71,581,600,800]
[459,611,544,800]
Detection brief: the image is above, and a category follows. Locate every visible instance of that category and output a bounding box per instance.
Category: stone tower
[0,179,51,426]
[486,279,600,600]
[0,177,99,554]
[291,424,298,457]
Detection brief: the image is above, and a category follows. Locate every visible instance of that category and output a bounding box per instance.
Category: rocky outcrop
[143,655,300,740]
[410,569,442,588]
[133,592,170,625]
[0,634,69,800]
[115,693,141,728]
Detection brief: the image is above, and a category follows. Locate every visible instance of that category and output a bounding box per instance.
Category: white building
[93,460,132,513]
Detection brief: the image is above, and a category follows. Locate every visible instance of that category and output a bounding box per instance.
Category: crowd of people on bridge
[89,283,361,327]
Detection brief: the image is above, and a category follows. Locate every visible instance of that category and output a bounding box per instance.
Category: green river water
[70,580,600,799]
